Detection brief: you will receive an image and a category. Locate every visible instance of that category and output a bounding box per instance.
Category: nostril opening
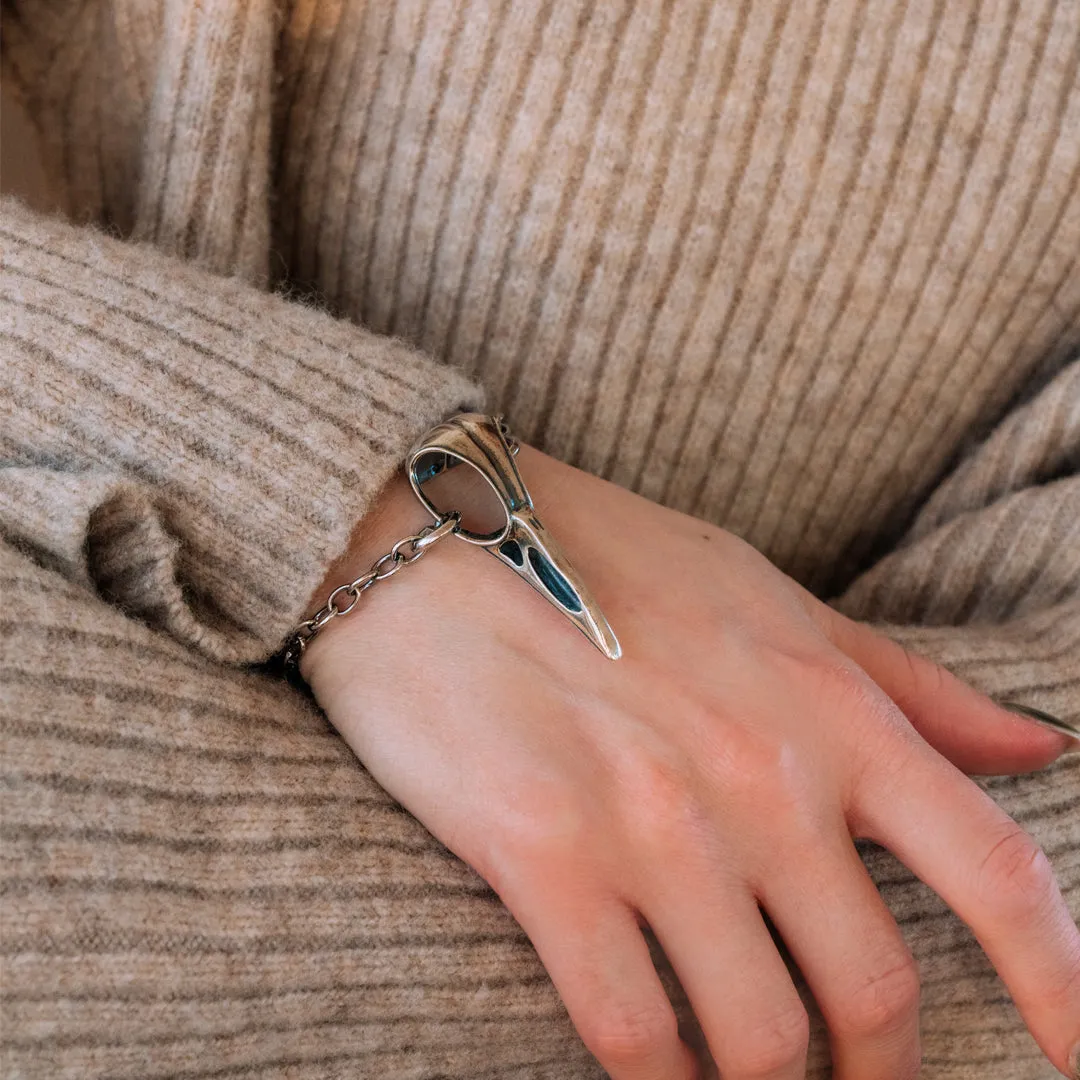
[498,538,524,566]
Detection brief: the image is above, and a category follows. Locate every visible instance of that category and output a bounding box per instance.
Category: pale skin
[302,442,1080,1080]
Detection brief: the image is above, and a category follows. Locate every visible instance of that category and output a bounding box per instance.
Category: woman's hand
[302,443,1079,1080]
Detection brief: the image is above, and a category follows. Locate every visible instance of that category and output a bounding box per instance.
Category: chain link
[280,415,518,678]
[281,511,460,673]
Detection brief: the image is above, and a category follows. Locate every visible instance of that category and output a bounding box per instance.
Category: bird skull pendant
[406,413,622,660]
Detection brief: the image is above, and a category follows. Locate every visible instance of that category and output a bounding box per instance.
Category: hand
[302,443,1079,1080]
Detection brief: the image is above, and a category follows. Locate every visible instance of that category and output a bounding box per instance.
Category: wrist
[298,441,561,682]
[297,465,428,681]
[305,468,421,613]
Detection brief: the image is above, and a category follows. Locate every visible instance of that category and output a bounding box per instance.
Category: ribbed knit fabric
[1,0,1078,1076]
[0,204,483,662]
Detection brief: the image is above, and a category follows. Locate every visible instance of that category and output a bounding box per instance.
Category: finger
[817,606,1071,774]
[506,888,697,1080]
[761,828,920,1080]
[639,880,809,1079]
[856,744,1080,1075]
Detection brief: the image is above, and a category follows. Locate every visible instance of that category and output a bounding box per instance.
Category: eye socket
[412,451,509,541]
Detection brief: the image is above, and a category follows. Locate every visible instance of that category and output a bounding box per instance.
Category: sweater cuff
[0,199,485,663]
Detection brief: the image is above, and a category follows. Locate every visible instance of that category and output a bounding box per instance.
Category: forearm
[0,199,484,662]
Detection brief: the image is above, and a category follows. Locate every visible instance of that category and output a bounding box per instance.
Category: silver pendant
[407,413,621,660]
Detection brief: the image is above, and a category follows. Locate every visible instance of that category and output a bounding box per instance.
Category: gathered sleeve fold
[834,358,1080,723]
[0,199,485,663]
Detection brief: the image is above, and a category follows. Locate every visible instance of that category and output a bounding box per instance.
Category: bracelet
[280,511,461,672]
[280,413,620,676]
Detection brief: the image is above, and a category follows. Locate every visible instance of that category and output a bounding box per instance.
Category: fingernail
[998,700,1080,748]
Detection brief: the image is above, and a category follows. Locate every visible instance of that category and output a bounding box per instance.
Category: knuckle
[1047,945,1080,1010]
[816,656,901,731]
[696,711,809,815]
[772,650,916,802]
[708,724,791,792]
[479,786,593,895]
[772,648,908,768]
[918,652,948,699]
[1021,944,1080,1037]
[615,744,701,849]
[838,953,920,1036]
[725,1003,810,1076]
[892,636,945,701]
[977,824,1055,919]
[582,997,677,1065]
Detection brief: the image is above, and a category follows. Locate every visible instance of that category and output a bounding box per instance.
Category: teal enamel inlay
[527,546,582,612]
[499,539,524,566]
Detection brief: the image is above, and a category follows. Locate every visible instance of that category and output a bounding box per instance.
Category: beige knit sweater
[1,0,1077,1076]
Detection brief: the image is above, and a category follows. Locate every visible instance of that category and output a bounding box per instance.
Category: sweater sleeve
[0,198,485,663]
[832,357,1080,723]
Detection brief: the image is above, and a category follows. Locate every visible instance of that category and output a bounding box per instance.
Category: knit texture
[1,0,1078,1075]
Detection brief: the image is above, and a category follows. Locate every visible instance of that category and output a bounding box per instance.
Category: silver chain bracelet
[280,413,621,679]
[280,511,460,672]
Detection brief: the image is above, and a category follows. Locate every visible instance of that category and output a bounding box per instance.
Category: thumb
[815,607,1078,775]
